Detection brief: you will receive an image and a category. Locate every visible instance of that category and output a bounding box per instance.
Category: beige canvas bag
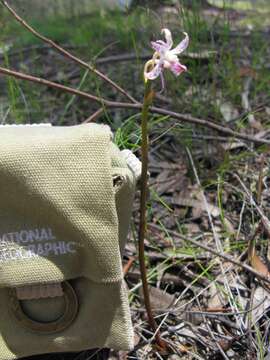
[0,123,137,359]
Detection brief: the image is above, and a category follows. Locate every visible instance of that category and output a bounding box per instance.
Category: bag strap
[16,283,63,300]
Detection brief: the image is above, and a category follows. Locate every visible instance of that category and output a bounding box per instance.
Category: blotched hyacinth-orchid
[144,28,189,89]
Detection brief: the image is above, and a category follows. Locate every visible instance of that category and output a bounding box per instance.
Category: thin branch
[149,224,270,287]
[149,106,270,146]
[1,0,138,104]
[123,257,135,276]
[115,103,270,145]
[83,108,104,123]
[0,66,110,106]
[1,65,270,146]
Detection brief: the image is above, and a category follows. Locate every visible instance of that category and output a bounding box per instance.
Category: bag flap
[0,124,123,287]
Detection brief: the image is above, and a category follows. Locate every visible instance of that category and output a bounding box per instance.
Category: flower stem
[139,81,165,348]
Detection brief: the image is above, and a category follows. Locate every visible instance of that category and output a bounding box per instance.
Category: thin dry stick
[83,108,105,123]
[149,106,270,146]
[1,0,138,105]
[149,224,270,286]
[1,66,270,146]
[123,257,135,276]
[0,67,111,105]
[194,298,230,360]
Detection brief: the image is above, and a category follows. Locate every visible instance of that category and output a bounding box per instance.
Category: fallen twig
[149,224,270,286]
[149,106,270,146]
[0,66,109,105]
[123,257,135,276]
[83,108,105,123]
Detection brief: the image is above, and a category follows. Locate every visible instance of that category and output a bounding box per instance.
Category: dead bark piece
[248,240,270,280]
[208,282,227,309]
[139,286,175,312]
[250,252,269,279]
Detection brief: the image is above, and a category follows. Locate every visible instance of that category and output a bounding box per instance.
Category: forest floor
[1,0,270,359]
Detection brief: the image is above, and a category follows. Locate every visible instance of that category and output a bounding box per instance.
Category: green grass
[1,8,149,53]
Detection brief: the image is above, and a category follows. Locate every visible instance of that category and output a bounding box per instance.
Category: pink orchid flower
[144,28,189,89]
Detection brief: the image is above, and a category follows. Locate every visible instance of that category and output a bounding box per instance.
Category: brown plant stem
[0,66,269,146]
[139,81,165,348]
[1,0,138,105]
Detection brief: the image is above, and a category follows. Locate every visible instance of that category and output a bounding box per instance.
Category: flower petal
[161,28,173,49]
[144,62,162,80]
[169,61,187,76]
[171,32,189,55]
[151,41,167,54]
